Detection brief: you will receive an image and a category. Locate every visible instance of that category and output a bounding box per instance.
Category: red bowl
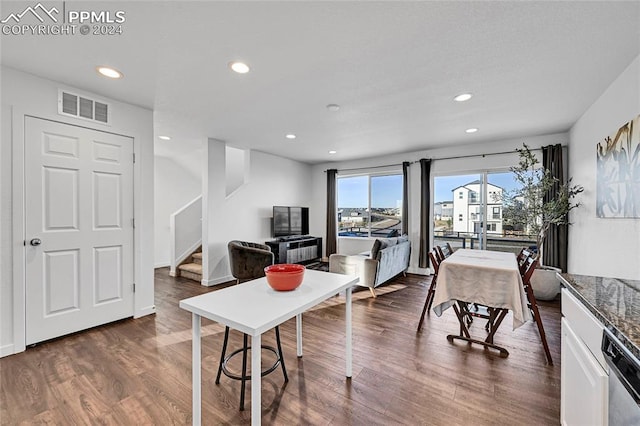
[264,264,305,291]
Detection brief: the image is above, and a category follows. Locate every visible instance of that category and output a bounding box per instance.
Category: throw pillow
[370,239,383,260]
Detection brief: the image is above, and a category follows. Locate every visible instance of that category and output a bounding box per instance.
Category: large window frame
[337,171,404,239]
[432,168,536,252]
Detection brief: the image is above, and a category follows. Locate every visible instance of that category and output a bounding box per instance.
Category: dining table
[432,248,532,356]
[179,269,359,426]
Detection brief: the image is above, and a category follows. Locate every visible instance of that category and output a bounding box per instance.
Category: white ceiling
[2,1,640,164]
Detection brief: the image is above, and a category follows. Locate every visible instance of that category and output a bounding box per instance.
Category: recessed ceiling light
[229,61,250,74]
[285,134,296,140]
[159,136,171,141]
[326,104,340,112]
[454,93,473,102]
[96,66,123,79]
[465,128,479,133]
[328,150,337,154]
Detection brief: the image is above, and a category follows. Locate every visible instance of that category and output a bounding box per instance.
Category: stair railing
[169,195,202,276]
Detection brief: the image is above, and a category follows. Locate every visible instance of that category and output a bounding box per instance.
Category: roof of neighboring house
[452,180,503,192]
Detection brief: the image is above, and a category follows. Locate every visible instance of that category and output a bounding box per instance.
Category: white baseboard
[155,262,170,269]
[407,266,430,275]
[0,344,17,358]
[201,275,234,287]
[134,305,156,318]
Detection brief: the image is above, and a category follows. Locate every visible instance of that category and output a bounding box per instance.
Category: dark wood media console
[265,236,322,265]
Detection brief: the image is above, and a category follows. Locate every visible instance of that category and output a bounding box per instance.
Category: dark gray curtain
[326,169,338,257]
[402,161,410,236]
[418,159,431,268]
[542,144,567,271]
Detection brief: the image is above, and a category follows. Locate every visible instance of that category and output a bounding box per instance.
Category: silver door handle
[30,238,42,246]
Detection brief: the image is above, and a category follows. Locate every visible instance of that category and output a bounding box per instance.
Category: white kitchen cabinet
[561,289,608,426]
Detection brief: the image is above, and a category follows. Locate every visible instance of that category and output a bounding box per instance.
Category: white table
[432,249,532,356]
[179,269,359,426]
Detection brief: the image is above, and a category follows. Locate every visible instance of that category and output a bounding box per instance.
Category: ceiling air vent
[94,102,108,123]
[62,92,78,115]
[58,89,110,125]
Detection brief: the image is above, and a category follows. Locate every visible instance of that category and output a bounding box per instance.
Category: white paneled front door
[25,117,134,345]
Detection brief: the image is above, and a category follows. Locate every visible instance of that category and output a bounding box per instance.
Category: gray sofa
[329,236,411,297]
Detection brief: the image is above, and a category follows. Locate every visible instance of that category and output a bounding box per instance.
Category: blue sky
[338,175,403,208]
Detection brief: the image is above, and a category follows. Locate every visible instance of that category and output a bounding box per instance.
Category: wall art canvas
[596,114,640,218]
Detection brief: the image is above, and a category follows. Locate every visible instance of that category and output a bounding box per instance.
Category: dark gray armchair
[228,240,275,283]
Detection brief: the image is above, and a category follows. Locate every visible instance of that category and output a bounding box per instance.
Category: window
[492,207,501,219]
[337,173,403,238]
[433,171,536,253]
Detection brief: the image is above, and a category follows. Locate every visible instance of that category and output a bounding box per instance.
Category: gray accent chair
[329,236,411,298]
[228,240,275,283]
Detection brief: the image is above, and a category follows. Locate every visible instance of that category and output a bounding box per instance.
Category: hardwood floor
[1,269,561,425]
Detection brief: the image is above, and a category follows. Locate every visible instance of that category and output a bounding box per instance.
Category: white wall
[0,67,155,357]
[568,55,640,279]
[154,137,203,267]
[225,146,247,197]
[310,133,569,274]
[203,141,313,285]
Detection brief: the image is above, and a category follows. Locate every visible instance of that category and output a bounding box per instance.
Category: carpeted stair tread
[178,263,202,274]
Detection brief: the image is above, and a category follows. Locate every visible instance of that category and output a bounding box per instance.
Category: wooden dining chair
[517,247,534,275]
[521,256,553,365]
[435,245,445,263]
[445,242,455,256]
[417,250,441,331]
[436,243,454,261]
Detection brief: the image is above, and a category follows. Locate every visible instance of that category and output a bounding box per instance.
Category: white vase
[530,266,561,301]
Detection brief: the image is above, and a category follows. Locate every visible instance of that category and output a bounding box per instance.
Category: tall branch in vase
[501,144,584,264]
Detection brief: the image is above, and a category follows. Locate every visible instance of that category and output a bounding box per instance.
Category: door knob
[30,238,42,246]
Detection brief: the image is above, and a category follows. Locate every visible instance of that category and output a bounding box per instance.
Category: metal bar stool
[215,326,288,411]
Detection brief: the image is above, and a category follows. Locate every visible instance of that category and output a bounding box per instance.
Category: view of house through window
[337,173,403,237]
[433,171,536,253]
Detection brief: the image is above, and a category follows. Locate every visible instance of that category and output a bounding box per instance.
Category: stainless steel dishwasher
[602,327,640,425]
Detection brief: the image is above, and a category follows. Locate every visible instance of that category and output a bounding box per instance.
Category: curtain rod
[324,145,564,173]
[328,162,411,173]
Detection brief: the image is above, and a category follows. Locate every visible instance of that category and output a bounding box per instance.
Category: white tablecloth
[432,249,532,330]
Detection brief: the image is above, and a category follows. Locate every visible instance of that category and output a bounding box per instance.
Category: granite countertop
[558,273,640,360]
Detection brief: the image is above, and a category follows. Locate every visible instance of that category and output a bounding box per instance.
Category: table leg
[192,313,201,426]
[296,313,303,357]
[446,304,510,358]
[251,334,261,426]
[346,287,352,378]
[486,309,509,344]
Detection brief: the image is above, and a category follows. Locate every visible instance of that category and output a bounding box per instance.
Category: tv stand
[266,236,322,265]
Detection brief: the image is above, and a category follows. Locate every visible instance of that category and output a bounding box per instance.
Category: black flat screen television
[273,206,309,237]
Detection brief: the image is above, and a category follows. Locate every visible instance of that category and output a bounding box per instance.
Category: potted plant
[501,144,584,299]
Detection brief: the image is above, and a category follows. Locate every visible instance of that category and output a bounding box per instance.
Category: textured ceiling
[2,1,639,164]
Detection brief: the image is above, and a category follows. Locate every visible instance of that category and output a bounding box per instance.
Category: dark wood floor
[1,269,561,425]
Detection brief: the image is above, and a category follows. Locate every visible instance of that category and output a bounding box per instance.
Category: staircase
[177,250,202,282]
